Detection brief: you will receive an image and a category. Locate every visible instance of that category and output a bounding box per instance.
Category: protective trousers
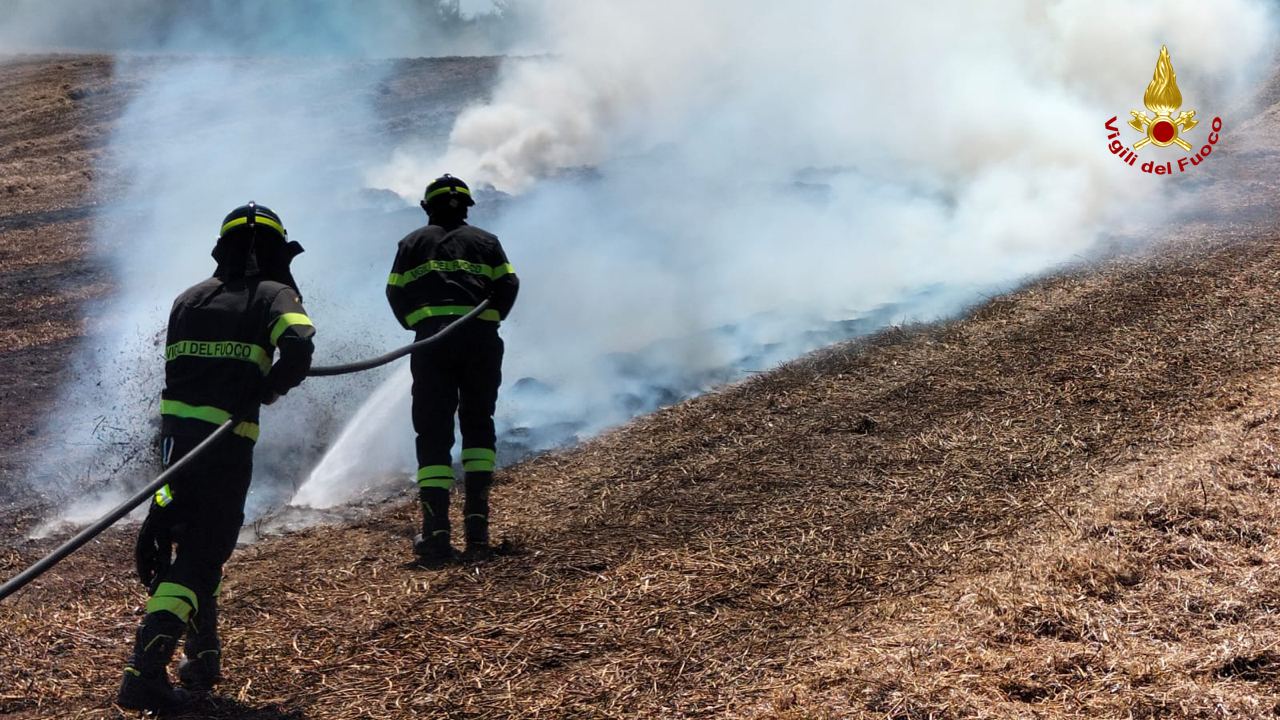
[121,432,251,708]
[410,321,502,548]
[140,434,252,668]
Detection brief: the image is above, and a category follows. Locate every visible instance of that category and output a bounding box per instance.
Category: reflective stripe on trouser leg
[457,329,501,468]
[461,447,495,473]
[145,581,199,623]
[410,342,459,492]
[416,465,454,489]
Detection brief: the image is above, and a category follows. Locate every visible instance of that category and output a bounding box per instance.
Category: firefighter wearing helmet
[117,203,315,711]
[386,174,519,565]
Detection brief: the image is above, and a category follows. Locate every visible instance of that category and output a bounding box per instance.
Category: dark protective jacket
[160,277,315,443]
[386,222,518,332]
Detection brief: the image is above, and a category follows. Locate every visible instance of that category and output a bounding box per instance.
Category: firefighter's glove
[261,388,281,406]
[135,510,174,589]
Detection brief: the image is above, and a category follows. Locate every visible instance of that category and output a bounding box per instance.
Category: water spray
[0,301,489,603]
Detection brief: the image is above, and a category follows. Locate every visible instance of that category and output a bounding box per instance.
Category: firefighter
[116,202,315,711]
[386,174,518,565]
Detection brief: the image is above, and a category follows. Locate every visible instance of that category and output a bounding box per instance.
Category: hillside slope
[3,57,1280,719]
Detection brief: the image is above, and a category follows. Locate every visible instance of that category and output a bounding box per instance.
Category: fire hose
[307,299,490,376]
[0,299,491,603]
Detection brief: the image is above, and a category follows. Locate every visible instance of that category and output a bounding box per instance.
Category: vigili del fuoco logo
[1105,45,1223,175]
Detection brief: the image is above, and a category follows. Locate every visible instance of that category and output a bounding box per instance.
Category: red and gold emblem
[1128,45,1198,151]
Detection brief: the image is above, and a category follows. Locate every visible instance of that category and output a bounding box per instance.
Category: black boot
[414,487,455,566]
[117,611,192,712]
[462,472,492,558]
[178,591,221,694]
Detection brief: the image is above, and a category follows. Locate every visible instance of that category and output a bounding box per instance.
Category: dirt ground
[0,55,120,511]
[3,55,1280,719]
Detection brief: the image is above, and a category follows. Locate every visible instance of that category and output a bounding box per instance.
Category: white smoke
[20,2,519,534]
[14,1,1275,526]
[300,0,1276,507]
[0,0,518,57]
[27,57,401,534]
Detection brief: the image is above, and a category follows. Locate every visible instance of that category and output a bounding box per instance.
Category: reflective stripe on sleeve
[404,305,501,327]
[159,400,260,442]
[269,312,314,346]
[165,340,271,374]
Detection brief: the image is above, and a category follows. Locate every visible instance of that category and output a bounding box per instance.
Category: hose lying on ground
[0,301,492,603]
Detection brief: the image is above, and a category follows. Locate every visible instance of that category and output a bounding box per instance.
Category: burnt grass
[3,55,1280,718]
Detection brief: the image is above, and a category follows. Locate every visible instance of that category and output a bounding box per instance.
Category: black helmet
[212,201,303,293]
[422,174,475,210]
[220,201,287,240]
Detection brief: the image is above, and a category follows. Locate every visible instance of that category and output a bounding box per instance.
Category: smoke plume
[303,0,1277,508]
[0,0,518,57]
[20,1,517,533]
[13,1,1275,526]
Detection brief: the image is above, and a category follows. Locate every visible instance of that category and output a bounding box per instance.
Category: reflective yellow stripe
[159,400,260,442]
[147,582,198,621]
[388,258,512,288]
[154,484,174,507]
[424,185,471,201]
[165,340,271,374]
[220,215,286,237]
[154,582,199,609]
[146,596,194,622]
[404,305,500,327]
[269,312,313,346]
[461,448,495,472]
[417,465,454,489]
[161,399,230,424]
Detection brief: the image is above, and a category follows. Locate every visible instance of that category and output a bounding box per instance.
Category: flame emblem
[1129,45,1198,151]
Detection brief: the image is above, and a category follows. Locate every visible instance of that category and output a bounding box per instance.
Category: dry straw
[3,58,1280,719]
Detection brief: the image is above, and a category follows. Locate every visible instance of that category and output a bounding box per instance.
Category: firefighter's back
[161,276,295,442]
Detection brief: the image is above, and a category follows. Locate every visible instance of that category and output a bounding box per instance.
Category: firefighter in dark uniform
[117,203,315,712]
[386,174,518,564]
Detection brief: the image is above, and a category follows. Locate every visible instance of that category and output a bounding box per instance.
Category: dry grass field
[2,54,1280,718]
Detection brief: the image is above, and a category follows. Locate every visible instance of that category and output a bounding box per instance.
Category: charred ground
[3,55,1280,718]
